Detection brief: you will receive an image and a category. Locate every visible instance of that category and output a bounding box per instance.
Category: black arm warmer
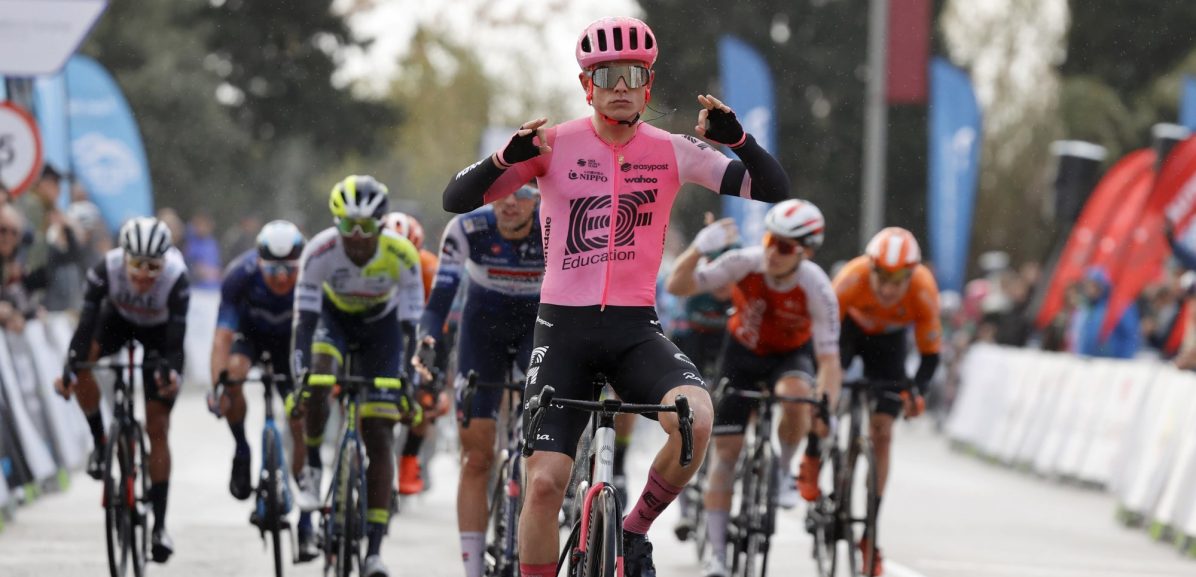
[401,320,417,381]
[719,134,790,203]
[443,158,506,214]
[291,309,321,378]
[163,275,190,373]
[68,261,109,364]
[913,353,940,394]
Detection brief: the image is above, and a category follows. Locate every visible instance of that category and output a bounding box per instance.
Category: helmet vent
[612,27,624,51]
[596,29,608,52]
[629,28,638,50]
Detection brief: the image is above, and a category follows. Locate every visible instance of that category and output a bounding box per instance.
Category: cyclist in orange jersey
[806,226,941,577]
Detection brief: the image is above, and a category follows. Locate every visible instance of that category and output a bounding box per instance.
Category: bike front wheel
[104,425,146,577]
[334,443,364,577]
[582,487,621,577]
[850,440,880,577]
[263,428,285,577]
[740,448,778,577]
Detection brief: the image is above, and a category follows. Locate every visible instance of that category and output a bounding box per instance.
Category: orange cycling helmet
[866,227,921,273]
[382,211,425,250]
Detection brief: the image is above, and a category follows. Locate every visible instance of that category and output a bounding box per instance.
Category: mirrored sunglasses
[589,64,651,90]
[763,232,801,256]
[126,257,164,277]
[873,267,914,284]
[262,260,298,277]
[336,217,381,237]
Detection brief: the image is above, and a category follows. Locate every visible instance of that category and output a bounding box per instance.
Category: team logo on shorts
[674,352,696,367]
[527,346,549,385]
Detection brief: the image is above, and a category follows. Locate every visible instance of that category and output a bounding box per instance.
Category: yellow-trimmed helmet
[329,175,390,220]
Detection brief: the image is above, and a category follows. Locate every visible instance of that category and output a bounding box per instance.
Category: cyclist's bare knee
[144,401,171,443]
[524,452,571,511]
[870,414,894,448]
[459,420,497,476]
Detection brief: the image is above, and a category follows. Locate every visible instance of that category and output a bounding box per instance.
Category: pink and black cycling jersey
[480,117,755,308]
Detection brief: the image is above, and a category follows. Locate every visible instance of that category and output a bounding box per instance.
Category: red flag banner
[1087,170,1155,272]
[1102,137,1196,339]
[886,0,931,104]
[1035,149,1155,328]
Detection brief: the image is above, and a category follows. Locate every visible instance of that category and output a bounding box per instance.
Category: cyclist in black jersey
[56,217,188,563]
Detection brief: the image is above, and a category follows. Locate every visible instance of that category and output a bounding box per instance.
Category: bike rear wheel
[263,428,285,577]
[582,487,621,577]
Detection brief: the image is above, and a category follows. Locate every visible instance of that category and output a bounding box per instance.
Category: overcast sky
[336,0,640,119]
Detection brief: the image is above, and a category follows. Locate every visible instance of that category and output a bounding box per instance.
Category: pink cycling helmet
[576,17,658,69]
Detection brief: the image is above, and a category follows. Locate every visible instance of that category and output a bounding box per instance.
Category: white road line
[902,558,1195,577]
[887,559,932,577]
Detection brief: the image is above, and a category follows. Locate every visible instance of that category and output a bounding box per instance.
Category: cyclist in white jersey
[290,175,424,577]
[443,17,791,577]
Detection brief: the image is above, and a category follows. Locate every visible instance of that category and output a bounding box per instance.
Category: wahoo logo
[624,175,657,184]
[564,189,658,255]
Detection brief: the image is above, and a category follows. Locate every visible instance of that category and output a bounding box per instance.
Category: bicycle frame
[523,383,693,577]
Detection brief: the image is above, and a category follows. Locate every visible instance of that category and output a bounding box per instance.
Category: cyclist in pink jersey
[444,17,790,577]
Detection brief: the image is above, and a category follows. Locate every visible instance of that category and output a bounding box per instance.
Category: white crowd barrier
[950,344,1196,555]
[0,289,221,532]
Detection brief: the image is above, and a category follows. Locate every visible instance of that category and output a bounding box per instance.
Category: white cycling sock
[779,442,799,475]
[706,510,730,563]
[461,531,485,577]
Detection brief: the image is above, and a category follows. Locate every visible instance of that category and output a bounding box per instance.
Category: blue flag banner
[1180,75,1196,132]
[718,36,776,245]
[928,58,982,293]
[34,73,71,207]
[64,55,152,233]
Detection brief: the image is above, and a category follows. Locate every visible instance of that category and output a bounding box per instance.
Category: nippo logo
[72,132,142,197]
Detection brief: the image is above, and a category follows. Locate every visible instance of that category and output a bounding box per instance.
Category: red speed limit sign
[0,101,44,198]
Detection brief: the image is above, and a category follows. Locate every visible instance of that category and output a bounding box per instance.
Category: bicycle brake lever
[674,394,693,467]
[521,386,555,458]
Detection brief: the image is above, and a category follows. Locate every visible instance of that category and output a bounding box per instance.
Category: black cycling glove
[496,130,541,167]
[704,107,747,148]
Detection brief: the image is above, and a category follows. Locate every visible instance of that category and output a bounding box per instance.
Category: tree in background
[642,0,938,265]
[82,1,255,223]
[325,26,493,239]
[201,0,395,156]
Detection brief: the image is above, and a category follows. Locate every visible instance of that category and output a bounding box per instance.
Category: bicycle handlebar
[521,385,695,466]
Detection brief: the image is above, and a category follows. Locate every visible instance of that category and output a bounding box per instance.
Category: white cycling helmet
[257,220,306,261]
[119,217,172,259]
[764,199,825,249]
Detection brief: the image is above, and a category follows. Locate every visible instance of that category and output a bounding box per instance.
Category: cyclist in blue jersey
[412,184,543,577]
[207,220,319,560]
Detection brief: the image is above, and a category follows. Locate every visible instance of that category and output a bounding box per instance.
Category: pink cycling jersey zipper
[599,144,622,311]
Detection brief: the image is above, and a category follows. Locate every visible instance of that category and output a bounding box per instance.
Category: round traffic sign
[0,101,44,198]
